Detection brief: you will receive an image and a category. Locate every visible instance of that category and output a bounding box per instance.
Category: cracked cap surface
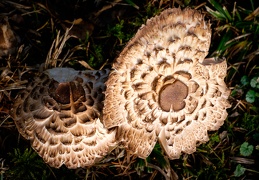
[103,8,231,159]
[11,68,116,168]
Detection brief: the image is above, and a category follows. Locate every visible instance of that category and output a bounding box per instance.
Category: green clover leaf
[234,164,246,177]
[246,90,256,103]
[240,142,254,156]
[250,77,259,89]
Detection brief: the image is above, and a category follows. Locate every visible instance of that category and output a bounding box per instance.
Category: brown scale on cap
[10,68,116,168]
[10,7,231,168]
[103,8,231,159]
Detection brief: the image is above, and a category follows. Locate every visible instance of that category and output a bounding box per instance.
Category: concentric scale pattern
[103,8,231,159]
[11,68,116,168]
[11,8,231,169]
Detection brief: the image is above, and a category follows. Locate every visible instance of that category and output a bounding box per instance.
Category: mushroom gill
[103,8,231,159]
[11,68,116,168]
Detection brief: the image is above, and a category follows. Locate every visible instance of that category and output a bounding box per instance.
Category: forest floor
[0,0,259,179]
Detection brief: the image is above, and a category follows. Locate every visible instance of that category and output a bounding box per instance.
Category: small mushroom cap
[103,8,230,159]
[11,68,116,168]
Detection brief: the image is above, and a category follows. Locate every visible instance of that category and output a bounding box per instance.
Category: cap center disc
[159,80,188,112]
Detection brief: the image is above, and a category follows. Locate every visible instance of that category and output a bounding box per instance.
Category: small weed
[234,164,246,177]
[240,75,259,103]
[88,43,104,68]
[7,148,50,180]
[107,20,132,45]
[240,142,254,156]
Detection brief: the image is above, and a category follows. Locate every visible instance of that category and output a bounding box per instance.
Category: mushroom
[10,68,116,168]
[103,8,231,159]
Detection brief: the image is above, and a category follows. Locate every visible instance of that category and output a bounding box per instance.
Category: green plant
[240,142,254,156]
[7,148,50,180]
[107,20,132,45]
[206,0,259,81]
[234,164,246,177]
[134,144,169,178]
[232,142,256,177]
[88,43,104,68]
[240,75,259,103]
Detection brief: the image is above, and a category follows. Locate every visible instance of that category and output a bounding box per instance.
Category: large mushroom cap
[11,68,116,168]
[103,8,231,159]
